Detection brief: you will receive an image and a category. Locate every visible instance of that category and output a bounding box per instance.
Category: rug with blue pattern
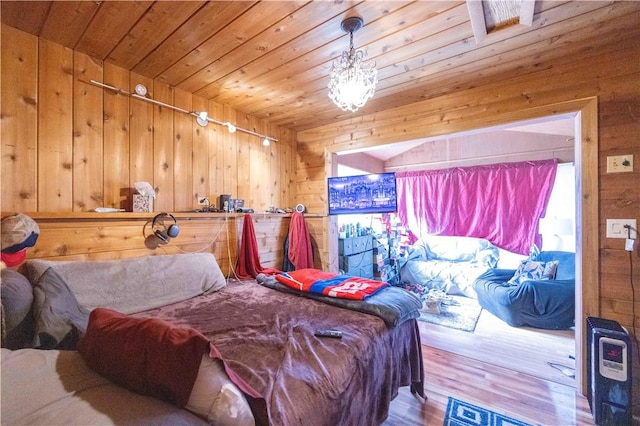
[444,397,533,426]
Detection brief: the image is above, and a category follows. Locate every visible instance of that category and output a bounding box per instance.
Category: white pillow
[186,355,255,425]
[507,260,558,285]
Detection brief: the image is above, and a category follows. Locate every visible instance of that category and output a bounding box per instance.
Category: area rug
[444,397,532,426]
[417,295,482,332]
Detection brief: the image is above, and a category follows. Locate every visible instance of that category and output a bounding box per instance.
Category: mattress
[136,279,425,426]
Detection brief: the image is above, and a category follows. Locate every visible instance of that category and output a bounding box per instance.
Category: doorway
[324,97,599,395]
[335,116,577,385]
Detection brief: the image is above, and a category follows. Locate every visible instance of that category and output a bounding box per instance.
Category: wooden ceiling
[1,1,637,132]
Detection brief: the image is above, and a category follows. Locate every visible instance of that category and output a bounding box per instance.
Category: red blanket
[275,268,388,300]
[236,214,280,279]
[79,308,269,425]
[287,212,313,269]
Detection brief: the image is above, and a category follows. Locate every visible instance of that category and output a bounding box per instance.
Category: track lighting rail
[90,80,277,144]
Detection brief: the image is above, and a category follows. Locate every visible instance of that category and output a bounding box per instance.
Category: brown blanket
[136,279,425,426]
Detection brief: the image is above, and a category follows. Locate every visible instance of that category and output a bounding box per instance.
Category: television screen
[328,172,397,215]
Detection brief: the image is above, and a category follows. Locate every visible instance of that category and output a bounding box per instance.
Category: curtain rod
[89,80,278,143]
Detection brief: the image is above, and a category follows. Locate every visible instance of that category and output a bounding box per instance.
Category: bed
[1,253,425,425]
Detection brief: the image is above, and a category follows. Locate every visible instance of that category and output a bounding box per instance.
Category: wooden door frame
[324,97,599,395]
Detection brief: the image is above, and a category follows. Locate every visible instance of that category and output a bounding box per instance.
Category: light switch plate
[606,155,633,173]
[606,219,637,239]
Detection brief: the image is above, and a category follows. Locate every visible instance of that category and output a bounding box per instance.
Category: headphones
[152,213,180,243]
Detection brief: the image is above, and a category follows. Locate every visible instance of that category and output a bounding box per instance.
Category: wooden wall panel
[129,72,154,197]
[248,116,268,209]
[248,115,262,208]
[72,51,103,211]
[251,214,288,268]
[281,127,297,209]
[38,38,73,211]
[236,112,251,206]
[222,105,238,196]
[152,82,174,212]
[102,63,130,210]
[268,123,280,209]
[16,212,311,278]
[295,165,327,214]
[173,89,193,211]
[1,25,38,212]
[1,24,297,215]
[303,216,325,270]
[192,95,209,204]
[209,100,225,203]
[0,24,298,279]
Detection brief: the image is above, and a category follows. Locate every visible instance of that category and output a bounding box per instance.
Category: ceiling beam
[520,0,535,26]
[467,0,488,45]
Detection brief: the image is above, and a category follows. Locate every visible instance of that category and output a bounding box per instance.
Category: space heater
[586,316,632,425]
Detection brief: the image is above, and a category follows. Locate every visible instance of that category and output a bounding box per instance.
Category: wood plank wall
[383,130,574,172]
[1,24,297,215]
[6,212,326,278]
[297,20,640,335]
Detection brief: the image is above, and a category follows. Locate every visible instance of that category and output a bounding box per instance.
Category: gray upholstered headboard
[19,253,227,314]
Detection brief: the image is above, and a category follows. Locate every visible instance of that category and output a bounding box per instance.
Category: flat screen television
[328,172,397,215]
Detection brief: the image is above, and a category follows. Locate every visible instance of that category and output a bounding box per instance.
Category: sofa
[399,235,500,299]
[473,250,575,329]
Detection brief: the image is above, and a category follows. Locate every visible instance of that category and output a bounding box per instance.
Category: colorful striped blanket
[275,269,388,300]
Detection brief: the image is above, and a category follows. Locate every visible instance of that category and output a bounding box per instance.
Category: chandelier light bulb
[263,137,271,146]
[225,123,237,133]
[328,17,377,112]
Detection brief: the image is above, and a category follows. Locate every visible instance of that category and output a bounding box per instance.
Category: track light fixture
[90,80,278,143]
[196,111,208,126]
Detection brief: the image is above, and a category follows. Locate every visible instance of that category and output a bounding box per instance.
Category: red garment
[235,214,280,279]
[276,268,388,300]
[1,249,26,267]
[78,308,269,425]
[287,212,313,269]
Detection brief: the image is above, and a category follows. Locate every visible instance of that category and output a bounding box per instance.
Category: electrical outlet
[606,219,637,239]
[606,155,633,173]
[197,197,209,205]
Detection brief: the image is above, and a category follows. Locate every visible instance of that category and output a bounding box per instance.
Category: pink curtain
[396,159,558,255]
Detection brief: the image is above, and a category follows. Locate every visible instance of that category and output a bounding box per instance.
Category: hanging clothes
[235,214,280,279]
[283,212,313,271]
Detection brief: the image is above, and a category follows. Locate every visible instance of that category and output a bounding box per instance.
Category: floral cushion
[507,259,558,285]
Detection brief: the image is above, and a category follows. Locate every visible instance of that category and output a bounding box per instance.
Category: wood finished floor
[420,308,577,387]
[383,310,595,425]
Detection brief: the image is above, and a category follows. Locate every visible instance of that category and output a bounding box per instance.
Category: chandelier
[328,17,378,112]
